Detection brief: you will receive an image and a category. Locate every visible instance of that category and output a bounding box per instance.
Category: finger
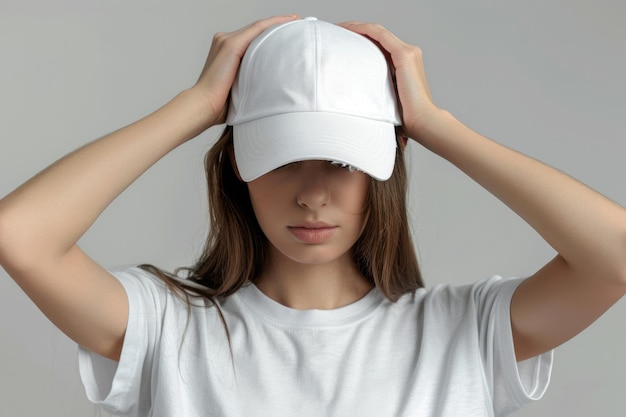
[231,15,300,51]
[203,15,300,85]
[338,21,408,59]
[198,15,300,124]
[346,22,433,102]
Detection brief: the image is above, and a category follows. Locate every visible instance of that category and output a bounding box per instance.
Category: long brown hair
[140,125,423,306]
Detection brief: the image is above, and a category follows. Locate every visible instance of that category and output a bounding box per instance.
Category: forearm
[0,88,213,264]
[418,109,626,282]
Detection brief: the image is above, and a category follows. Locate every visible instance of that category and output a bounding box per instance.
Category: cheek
[247,181,289,225]
[336,174,369,214]
[248,185,271,218]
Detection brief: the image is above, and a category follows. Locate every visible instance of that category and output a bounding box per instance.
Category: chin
[279,245,352,266]
[287,253,342,266]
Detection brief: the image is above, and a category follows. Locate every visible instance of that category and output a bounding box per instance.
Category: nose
[296,161,331,210]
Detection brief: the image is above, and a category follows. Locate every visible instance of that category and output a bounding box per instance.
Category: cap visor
[233,112,397,182]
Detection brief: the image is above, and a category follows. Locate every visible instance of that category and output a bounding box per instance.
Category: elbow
[0,206,34,271]
[582,215,626,294]
[617,218,626,292]
[0,206,12,263]
[0,208,17,268]
[620,229,626,291]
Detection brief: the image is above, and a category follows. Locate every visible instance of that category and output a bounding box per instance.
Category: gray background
[1,0,624,416]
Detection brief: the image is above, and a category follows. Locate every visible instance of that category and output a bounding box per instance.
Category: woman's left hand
[338,21,440,143]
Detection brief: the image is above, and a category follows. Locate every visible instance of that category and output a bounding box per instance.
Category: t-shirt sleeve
[77,266,166,416]
[473,276,554,417]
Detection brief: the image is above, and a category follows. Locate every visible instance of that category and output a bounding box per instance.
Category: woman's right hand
[191,15,299,127]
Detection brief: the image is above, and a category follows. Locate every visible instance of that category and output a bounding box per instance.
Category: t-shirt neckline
[236,282,385,328]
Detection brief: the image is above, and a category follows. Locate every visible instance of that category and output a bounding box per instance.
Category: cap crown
[226,18,401,126]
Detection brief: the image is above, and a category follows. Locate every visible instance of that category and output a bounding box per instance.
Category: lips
[288,222,338,244]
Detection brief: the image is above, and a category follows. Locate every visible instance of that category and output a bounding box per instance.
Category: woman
[0,15,624,417]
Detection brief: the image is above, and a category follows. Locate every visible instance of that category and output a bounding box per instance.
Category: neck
[255,250,374,310]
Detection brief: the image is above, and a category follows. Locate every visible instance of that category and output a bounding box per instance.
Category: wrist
[171,88,221,140]
[408,107,454,148]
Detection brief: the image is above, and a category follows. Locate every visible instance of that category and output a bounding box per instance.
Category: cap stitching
[233,20,303,124]
[313,21,319,111]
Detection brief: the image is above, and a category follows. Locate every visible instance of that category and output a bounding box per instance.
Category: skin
[0,15,624,367]
[246,160,372,310]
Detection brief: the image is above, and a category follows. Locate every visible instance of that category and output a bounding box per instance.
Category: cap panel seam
[230,18,400,180]
[313,21,319,112]
[233,20,303,124]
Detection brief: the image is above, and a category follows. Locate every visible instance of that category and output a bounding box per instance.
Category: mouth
[287,223,338,244]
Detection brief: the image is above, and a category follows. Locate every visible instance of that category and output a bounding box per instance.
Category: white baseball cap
[226,17,401,181]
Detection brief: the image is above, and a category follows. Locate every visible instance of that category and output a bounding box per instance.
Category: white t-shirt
[78,266,552,417]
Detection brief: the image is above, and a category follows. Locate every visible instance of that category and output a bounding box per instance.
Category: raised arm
[0,15,298,361]
[341,22,626,361]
